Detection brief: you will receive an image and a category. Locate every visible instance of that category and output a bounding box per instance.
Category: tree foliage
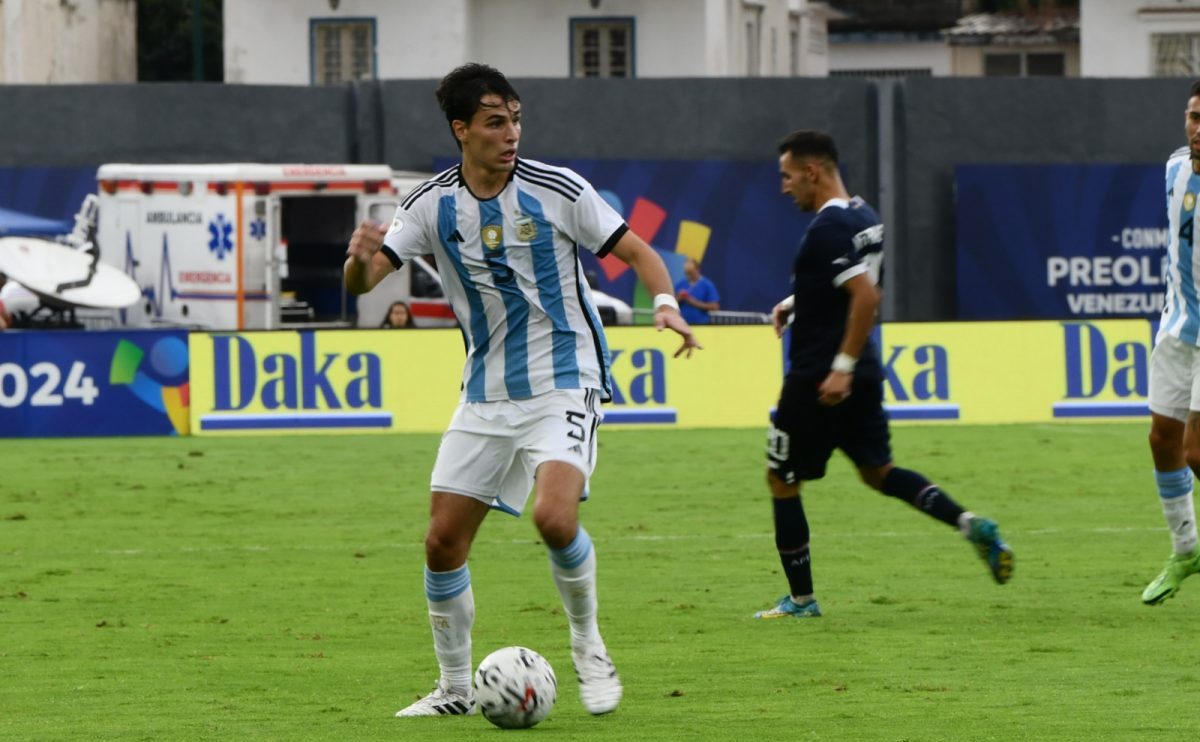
[137,0,224,82]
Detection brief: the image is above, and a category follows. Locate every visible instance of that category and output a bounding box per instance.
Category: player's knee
[532,504,575,548]
[424,528,468,569]
[858,464,891,491]
[766,468,798,498]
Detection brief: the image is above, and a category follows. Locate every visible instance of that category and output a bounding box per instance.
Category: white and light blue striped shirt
[382,159,626,401]
[1159,146,1200,345]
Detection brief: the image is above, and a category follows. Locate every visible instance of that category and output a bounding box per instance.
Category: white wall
[224,0,469,84]
[224,0,830,83]
[466,0,708,78]
[1081,0,1200,77]
[2,0,135,83]
[829,41,951,76]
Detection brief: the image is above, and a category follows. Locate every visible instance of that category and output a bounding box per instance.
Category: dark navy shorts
[766,373,893,483]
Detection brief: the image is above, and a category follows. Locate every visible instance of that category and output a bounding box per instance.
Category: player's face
[779,152,818,211]
[456,94,521,174]
[1187,95,1200,166]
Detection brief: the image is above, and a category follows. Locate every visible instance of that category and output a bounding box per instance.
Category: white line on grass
[84,524,1165,556]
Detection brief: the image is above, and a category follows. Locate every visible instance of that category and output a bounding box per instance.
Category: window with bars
[312,19,375,85]
[1154,33,1200,76]
[572,19,634,78]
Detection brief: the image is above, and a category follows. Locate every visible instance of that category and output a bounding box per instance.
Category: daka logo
[880,338,958,420]
[211,333,381,411]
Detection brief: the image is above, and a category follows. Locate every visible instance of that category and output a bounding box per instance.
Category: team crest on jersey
[514,215,538,242]
[1186,192,1197,212]
[481,224,503,250]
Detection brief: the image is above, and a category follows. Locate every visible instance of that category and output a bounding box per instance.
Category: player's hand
[655,308,702,358]
[771,301,792,338]
[346,220,386,264]
[817,370,852,406]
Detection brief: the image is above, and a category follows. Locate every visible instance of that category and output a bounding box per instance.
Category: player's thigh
[1150,335,1193,422]
[430,401,521,505]
[769,376,836,483]
[837,378,893,470]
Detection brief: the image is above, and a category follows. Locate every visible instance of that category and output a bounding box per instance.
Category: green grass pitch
[3,423,1200,740]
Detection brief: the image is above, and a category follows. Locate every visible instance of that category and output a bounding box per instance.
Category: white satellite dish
[0,236,141,310]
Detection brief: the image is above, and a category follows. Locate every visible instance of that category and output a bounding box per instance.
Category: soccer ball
[473,646,558,729]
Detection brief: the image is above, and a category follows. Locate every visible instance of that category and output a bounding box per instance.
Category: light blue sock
[548,527,602,647]
[424,564,474,690]
[1156,468,1198,555]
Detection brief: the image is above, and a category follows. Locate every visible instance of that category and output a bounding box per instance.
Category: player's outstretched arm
[609,231,702,358]
[344,220,396,295]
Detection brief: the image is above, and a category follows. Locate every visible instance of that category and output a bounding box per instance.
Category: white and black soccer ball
[473,646,558,729]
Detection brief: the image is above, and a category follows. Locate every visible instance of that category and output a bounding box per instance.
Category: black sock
[773,496,813,598]
[881,467,965,528]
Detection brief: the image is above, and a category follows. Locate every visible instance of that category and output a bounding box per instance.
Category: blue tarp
[0,205,72,237]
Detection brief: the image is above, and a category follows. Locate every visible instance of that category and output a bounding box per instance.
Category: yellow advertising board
[188,326,782,435]
[187,319,1154,435]
[879,319,1152,423]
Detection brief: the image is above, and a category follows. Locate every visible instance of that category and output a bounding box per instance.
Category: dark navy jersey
[788,196,884,380]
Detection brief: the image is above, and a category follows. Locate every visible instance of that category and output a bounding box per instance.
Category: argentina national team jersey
[381,159,628,402]
[1160,146,1200,346]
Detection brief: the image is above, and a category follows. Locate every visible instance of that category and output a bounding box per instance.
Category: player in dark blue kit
[755,130,1014,619]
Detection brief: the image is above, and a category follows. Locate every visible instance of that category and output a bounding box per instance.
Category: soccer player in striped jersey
[1142,80,1200,606]
[754,130,1013,620]
[344,63,699,718]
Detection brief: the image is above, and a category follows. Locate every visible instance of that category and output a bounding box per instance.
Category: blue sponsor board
[0,166,97,235]
[0,330,189,437]
[956,164,1168,320]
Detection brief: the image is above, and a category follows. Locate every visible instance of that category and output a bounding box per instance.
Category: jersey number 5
[565,409,588,442]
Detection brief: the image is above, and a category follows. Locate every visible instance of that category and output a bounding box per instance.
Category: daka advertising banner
[879,319,1152,424]
[956,164,1169,320]
[0,329,190,437]
[186,326,783,435]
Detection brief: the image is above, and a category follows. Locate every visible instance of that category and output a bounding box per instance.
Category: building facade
[0,0,136,83]
[222,0,844,84]
[1081,0,1200,77]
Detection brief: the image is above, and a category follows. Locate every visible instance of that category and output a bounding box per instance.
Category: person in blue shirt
[674,258,720,324]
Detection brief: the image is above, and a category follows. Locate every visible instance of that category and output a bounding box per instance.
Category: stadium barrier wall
[0,319,1156,437]
[879,319,1152,424]
[185,326,783,435]
[0,329,190,437]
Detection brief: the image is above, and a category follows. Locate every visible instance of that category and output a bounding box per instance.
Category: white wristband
[831,353,857,374]
[653,293,679,312]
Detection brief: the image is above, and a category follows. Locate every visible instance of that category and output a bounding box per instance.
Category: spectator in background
[381,300,415,328]
[674,258,720,324]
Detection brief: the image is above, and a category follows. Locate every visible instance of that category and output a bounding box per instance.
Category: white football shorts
[429,388,603,516]
[1149,333,1200,422]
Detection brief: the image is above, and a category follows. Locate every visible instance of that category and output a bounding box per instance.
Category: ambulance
[94,163,452,330]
